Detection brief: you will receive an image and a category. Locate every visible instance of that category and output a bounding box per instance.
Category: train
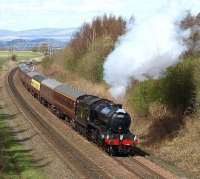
[17,63,139,155]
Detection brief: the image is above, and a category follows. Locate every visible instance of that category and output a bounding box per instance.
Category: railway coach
[40,79,85,120]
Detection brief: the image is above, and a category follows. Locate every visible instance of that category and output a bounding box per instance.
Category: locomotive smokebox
[107,109,131,133]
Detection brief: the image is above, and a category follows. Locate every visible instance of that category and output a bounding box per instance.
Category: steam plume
[103,1,200,97]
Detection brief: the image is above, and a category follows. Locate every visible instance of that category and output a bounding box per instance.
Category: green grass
[0,51,42,61]
[0,112,46,179]
[0,58,6,69]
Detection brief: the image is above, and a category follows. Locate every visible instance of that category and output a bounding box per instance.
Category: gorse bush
[193,58,200,111]
[159,60,195,113]
[129,59,195,116]
[128,80,161,117]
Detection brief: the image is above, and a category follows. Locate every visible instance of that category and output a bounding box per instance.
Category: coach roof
[33,74,46,83]
[41,79,62,90]
[19,64,32,73]
[55,84,85,99]
[27,71,41,78]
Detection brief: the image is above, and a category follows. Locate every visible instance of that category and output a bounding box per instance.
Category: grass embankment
[40,15,200,176]
[0,54,45,178]
[0,59,6,69]
[0,113,45,179]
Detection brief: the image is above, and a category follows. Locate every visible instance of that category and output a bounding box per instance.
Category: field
[0,50,43,70]
[0,51,42,62]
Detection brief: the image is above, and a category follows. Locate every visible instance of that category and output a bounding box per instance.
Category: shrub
[128,80,162,117]
[129,59,195,116]
[11,54,17,61]
[193,58,200,111]
[160,60,195,113]
[41,56,54,69]
[145,108,184,144]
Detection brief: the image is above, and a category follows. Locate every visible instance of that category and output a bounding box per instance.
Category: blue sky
[0,0,133,30]
[0,0,200,30]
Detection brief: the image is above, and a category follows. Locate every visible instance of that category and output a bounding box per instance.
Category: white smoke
[103,1,200,98]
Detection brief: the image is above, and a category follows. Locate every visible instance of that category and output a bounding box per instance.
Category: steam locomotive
[18,63,139,155]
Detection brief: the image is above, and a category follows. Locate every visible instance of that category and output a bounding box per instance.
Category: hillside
[40,14,200,177]
[0,28,77,50]
[0,39,67,50]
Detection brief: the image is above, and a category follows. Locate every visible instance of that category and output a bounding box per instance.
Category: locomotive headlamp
[133,135,140,144]
[120,134,123,140]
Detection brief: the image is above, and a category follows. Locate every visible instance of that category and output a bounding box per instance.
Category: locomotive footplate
[118,145,132,154]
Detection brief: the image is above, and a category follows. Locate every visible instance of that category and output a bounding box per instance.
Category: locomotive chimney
[116,104,122,108]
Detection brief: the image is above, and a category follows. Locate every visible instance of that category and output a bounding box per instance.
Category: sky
[0,0,200,31]
[0,0,132,30]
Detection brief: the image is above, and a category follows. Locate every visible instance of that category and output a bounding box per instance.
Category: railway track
[7,68,111,179]
[115,157,165,179]
[6,67,177,179]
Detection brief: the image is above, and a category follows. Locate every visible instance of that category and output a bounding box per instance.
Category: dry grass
[148,114,200,176]
[40,64,110,98]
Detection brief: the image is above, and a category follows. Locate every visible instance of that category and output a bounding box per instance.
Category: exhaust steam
[103,1,200,98]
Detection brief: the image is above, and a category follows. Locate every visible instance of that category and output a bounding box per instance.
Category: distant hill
[0,28,77,50]
[0,29,13,36]
[0,38,67,50]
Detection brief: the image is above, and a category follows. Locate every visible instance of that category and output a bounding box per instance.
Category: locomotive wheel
[89,129,98,143]
[64,115,70,122]
[97,136,103,147]
[106,145,113,156]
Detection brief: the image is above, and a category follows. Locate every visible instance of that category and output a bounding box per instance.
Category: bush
[145,109,184,144]
[193,58,200,111]
[11,54,17,61]
[41,56,54,69]
[129,59,195,116]
[128,80,161,117]
[159,60,195,113]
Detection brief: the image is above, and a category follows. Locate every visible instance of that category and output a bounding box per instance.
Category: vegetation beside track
[0,112,45,179]
[0,54,45,178]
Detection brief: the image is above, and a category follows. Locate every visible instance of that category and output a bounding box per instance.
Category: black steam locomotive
[75,95,138,154]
